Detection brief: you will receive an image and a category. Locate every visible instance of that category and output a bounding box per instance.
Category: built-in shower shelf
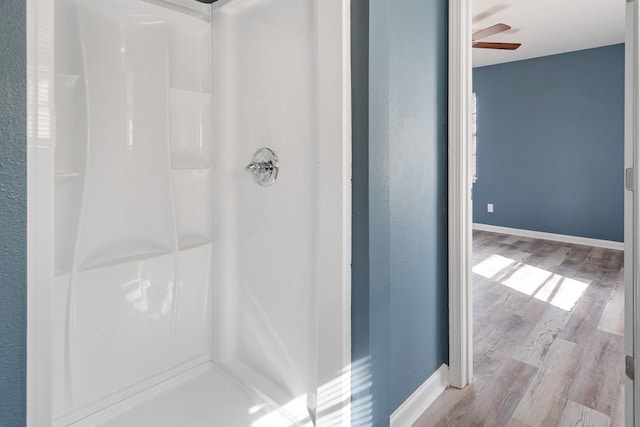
[178,237,211,251]
[78,249,174,272]
[55,171,80,178]
[169,87,211,98]
[55,172,80,187]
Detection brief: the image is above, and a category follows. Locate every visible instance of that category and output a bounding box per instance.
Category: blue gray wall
[352,0,449,425]
[472,44,624,242]
[0,0,27,425]
[386,0,448,413]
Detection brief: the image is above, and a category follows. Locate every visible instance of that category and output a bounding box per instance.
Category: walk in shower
[27,0,351,425]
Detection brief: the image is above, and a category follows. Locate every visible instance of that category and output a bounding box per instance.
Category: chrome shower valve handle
[245,147,279,187]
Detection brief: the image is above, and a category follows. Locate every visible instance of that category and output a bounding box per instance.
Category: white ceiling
[472,0,625,68]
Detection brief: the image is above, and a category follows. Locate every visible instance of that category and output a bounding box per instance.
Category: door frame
[447,3,640,423]
[448,0,473,390]
[626,0,639,424]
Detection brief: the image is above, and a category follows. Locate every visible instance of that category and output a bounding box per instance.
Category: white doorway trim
[447,0,473,390]
[626,0,639,425]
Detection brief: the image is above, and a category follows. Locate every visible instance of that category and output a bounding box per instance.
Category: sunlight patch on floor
[501,261,554,296]
[473,254,515,278]
[474,254,589,311]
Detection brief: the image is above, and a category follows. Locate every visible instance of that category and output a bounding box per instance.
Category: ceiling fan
[473,23,521,50]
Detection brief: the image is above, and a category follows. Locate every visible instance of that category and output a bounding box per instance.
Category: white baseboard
[390,364,449,427]
[472,223,624,251]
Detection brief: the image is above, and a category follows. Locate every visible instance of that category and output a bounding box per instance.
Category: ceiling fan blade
[472,23,511,41]
[473,42,521,50]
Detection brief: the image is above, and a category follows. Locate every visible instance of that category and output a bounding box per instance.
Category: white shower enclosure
[26,0,351,425]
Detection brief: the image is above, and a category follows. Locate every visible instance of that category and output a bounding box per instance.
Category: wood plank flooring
[414,231,625,427]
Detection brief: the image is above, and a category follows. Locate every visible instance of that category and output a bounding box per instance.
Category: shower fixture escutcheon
[245,147,279,187]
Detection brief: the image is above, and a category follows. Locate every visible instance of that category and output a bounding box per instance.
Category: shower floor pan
[66,362,297,427]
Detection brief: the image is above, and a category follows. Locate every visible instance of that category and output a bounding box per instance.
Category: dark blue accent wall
[0,0,27,425]
[472,44,625,242]
[387,0,449,413]
[352,0,449,424]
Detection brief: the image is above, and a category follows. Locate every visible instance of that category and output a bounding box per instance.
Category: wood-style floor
[415,231,625,427]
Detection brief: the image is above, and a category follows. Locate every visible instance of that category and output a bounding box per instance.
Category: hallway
[416,231,625,426]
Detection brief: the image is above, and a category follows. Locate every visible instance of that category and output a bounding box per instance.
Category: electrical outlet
[487,203,494,213]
